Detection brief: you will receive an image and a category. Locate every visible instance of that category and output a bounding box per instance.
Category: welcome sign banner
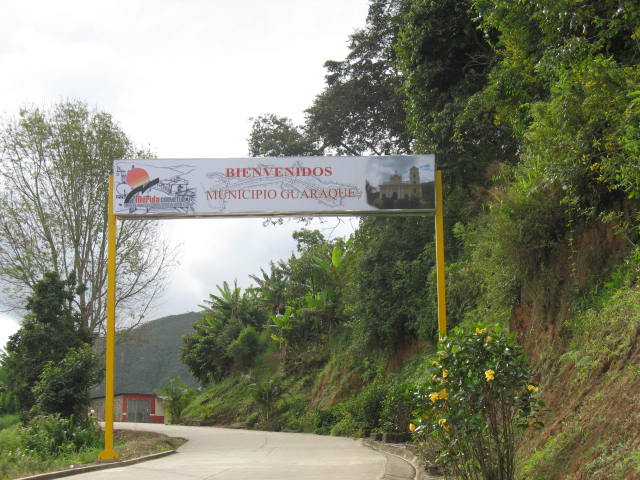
[113,155,435,218]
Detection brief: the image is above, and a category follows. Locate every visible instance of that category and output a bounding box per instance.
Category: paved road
[70,422,410,480]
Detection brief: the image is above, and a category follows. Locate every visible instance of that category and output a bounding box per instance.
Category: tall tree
[248,114,321,157]
[247,1,413,159]
[0,101,176,333]
[245,0,443,345]
[305,0,413,155]
[1,271,96,416]
[396,0,519,196]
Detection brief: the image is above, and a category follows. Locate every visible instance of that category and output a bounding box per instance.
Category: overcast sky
[0,0,370,348]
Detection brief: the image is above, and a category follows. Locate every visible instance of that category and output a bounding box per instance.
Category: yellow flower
[409,423,416,432]
[485,336,493,343]
[432,361,440,367]
[442,369,449,378]
[527,385,539,392]
[485,369,495,381]
[438,418,447,427]
[475,327,487,335]
[429,389,449,402]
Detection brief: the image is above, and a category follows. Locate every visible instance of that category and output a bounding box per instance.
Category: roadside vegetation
[0,0,638,479]
[175,1,640,479]
[0,414,181,480]
[0,272,181,478]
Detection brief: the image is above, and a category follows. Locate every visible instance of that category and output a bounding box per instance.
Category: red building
[91,392,167,424]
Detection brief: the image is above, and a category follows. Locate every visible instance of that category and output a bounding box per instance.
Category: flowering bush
[410,324,542,480]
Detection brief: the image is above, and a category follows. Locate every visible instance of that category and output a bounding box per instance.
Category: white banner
[113,155,435,218]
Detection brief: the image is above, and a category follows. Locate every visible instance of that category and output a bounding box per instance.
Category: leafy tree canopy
[0,101,176,333]
[1,272,98,418]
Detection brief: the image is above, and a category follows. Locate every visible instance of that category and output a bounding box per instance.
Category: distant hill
[93,312,201,397]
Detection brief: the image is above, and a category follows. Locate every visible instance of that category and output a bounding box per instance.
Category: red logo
[125,168,150,187]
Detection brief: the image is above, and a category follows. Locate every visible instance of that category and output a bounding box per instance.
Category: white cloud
[0,0,367,338]
[0,314,20,353]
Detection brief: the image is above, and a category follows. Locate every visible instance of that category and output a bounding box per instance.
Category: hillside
[513,223,640,478]
[99,1,640,479]
[93,312,200,397]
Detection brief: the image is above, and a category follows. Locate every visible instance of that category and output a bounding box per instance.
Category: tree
[182,282,267,385]
[247,1,413,159]
[0,101,176,333]
[32,344,102,418]
[248,114,321,157]
[0,271,95,416]
[396,0,520,208]
[200,280,265,329]
[226,326,261,372]
[181,322,230,385]
[249,261,288,315]
[0,366,18,415]
[343,216,436,350]
[305,0,414,156]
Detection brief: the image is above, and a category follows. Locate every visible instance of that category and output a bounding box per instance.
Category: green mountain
[93,312,201,397]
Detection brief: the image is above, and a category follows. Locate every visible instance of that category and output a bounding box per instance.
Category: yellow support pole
[99,176,120,460]
[434,170,447,340]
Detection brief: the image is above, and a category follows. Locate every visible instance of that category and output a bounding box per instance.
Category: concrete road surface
[68,422,413,480]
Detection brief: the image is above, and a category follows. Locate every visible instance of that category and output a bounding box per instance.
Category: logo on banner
[115,164,196,214]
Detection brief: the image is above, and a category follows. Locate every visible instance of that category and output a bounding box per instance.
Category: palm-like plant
[249,261,288,315]
[199,280,251,328]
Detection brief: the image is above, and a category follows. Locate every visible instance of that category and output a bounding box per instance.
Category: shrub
[330,414,359,437]
[32,345,102,418]
[227,326,261,372]
[0,413,20,431]
[348,382,387,434]
[409,324,542,480]
[309,408,340,435]
[155,377,197,424]
[379,383,413,433]
[20,414,102,459]
[249,376,285,422]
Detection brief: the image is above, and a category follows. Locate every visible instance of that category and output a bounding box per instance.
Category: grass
[0,421,185,480]
[516,280,640,480]
[0,414,19,431]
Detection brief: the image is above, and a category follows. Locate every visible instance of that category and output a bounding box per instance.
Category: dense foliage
[19,414,103,459]
[0,101,175,333]
[183,0,639,476]
[155,377,197,425]
[1,272,100,418]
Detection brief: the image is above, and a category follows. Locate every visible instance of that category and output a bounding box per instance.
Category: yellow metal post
[99,176,120,460]
[434,170,447,339]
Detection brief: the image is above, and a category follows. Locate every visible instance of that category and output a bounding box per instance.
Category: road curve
[72,422,389,480]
